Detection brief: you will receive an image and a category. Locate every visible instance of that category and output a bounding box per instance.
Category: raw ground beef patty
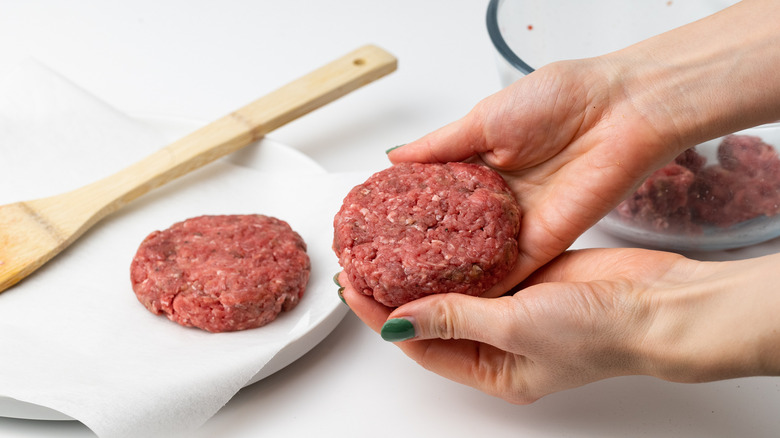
[130,214,310,333]
[333,162,522,307]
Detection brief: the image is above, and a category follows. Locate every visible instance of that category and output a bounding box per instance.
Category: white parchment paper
[0,60,368,437]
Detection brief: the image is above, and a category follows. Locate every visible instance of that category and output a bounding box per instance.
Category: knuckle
[432,296,461,340]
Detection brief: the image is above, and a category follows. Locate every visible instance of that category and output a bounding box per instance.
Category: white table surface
[1,1,779,437]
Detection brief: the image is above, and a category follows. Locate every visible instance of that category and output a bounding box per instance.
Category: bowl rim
[486,0,535,75]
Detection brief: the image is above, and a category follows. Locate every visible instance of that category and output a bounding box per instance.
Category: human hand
[389,59,681,293]
[388,0,780,293]
[340,249,780,403]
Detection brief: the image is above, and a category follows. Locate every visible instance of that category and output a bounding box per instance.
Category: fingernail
[333,273,347,305]
[381,318,415,342]
[385,144,405,154]
[337,286,346,305]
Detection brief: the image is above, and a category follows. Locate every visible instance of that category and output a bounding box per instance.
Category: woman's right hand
[342,249,780,404]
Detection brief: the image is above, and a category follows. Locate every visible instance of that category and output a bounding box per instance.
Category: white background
[1,1,779,437]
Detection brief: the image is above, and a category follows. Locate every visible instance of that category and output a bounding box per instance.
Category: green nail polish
[381,318,415,342]
[385,144,405,154]
[333,274,347,305]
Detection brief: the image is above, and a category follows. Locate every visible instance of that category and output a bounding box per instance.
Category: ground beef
[615,163,698,233]
[615,134,780,232]
[333,162,521,307]
[718,134,780,176]
[130,214,310,333]
[674,147,706,173]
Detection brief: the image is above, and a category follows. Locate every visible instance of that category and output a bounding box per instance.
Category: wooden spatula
[0,44,397,293]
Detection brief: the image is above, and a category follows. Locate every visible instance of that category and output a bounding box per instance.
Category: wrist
[636,254,780,382]
[602,0,780,157]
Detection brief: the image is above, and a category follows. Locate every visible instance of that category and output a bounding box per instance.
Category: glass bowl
[486,0,738,87]
[599,123,780,251]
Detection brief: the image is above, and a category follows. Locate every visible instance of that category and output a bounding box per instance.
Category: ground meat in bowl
[333,162,521,307]
[615,134,780,232]
[130,214,310,333]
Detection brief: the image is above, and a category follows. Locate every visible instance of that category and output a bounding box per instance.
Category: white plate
[0,114,349,421]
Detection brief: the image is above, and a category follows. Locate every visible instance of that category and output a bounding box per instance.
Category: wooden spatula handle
[153,43,398,187]
[42,45,398,235]
[1,45,396,294]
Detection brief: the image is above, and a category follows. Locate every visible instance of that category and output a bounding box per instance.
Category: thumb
[380,293,514,347]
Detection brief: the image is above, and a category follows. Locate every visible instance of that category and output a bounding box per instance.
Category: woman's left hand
[340,248,780,403]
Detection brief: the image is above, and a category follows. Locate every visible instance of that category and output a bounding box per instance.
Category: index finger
[388,116,485,164]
